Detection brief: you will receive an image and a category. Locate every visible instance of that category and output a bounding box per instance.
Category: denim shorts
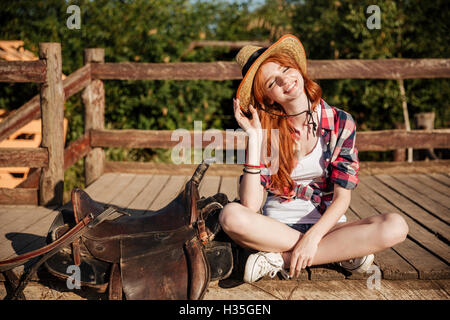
[286,223,315,234]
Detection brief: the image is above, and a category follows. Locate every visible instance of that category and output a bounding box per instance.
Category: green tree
[0,0,447,169]
[287,0,449,159]
[0,0,251,199]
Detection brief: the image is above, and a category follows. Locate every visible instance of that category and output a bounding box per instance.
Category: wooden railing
[0,42,449,206]
[88,128,450,152]
[0,43,65,206]
[90,59,450,80]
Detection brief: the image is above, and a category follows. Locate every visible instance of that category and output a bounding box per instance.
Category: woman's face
[258,61,304,107]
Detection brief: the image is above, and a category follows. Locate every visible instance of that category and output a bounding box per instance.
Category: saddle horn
[190,159,212,186]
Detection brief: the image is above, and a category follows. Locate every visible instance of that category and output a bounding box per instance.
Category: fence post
[82,48,105,186]
[393,122,406,161]
[39,43,64,206]
[415,112,438,160]
[397,79,413,162]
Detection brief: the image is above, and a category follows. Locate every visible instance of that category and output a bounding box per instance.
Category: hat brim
[236,34,307,113]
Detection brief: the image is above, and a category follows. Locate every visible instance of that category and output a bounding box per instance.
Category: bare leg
[219,202,409,266]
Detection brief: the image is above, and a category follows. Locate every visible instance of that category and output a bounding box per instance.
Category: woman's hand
[233,98,262,135]
[289,233,321,278]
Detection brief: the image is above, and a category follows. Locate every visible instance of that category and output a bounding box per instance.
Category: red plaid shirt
[256,98,359,214]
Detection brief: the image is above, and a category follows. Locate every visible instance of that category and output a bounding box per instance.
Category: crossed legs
[219,202,409,267]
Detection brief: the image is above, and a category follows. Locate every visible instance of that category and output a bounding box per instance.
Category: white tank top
[262,106,347,225]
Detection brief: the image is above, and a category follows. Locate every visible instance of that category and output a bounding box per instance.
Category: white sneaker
[338,254,375,273]
[243,252,290,283]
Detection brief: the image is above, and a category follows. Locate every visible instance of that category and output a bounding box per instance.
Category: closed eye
[268,66,290,88]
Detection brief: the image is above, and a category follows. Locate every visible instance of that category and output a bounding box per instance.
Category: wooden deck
[0,171,449,285]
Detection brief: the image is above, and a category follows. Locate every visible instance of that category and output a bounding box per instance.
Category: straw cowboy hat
[235,34,307,113]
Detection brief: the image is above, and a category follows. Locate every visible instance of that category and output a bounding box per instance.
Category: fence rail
[0,60,46,82]
[0,148,48,167]
[307,59,450,79]
[90,128,450,152]
[0,42,449,206]
[90,58,450,80]
[0,64,91,142]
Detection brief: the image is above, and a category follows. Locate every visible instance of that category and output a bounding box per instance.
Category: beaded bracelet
[243,167,261,174]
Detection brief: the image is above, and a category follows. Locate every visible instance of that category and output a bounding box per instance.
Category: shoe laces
[255,252,291,280]
[339,256,364,268]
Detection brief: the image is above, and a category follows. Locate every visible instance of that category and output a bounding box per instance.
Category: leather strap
[5,215,93,300]
[88,206,125,228]
[71,239,82,266]
[72,194,82,267]
[189,183,198,226]
[72,207,123,266]
[184,239,210,300]
[197,219,208,245]
[0,206,124,271]
[108,263,123,300]
[0,214,92,272]
[198,201,224,245]
[0,206,125,300]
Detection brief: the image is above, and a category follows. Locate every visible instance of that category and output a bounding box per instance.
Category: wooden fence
[0,42,449,206]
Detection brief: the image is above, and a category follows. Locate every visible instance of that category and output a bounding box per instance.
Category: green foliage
[0,0,241,150]
[63,158,85,203]
[285,0,449,160]
[0,0,448,168]
[0,0,249,199]
[287,0,449,131]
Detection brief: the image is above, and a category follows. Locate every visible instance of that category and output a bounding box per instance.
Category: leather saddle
[0,161,233,300]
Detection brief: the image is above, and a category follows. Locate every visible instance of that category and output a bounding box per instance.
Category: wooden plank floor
[0,171,449,283]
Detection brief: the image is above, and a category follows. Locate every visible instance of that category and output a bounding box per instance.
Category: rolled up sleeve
[330,114,360,189]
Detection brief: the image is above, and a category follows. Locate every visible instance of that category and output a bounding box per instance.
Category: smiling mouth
[284,81,297,94]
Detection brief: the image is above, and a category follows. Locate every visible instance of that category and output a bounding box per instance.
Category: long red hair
[252,51,322,195]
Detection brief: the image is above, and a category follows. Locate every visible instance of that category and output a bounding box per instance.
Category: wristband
[243,168,261,174]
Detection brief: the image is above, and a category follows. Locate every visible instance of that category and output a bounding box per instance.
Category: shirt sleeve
[260,172,271,189]
[329,113,360,189]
